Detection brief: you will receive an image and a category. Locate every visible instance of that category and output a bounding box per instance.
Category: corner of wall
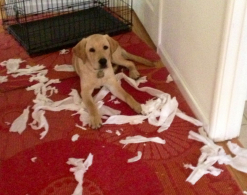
[157,44,209,132]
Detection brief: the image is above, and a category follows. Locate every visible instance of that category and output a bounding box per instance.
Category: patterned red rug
[0,24,244,195]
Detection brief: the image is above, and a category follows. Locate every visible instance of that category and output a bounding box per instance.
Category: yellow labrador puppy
[72,34,154,129]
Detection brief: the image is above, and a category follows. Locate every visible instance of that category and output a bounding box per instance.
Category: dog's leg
[121,49,154,67]
[107,79,142,113]
[81,89,102,129]
[113,57,140,80]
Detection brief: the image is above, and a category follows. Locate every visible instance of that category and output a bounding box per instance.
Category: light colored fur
[72,34,154,129]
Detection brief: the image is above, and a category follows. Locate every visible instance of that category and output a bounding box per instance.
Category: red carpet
[0,24,244,195]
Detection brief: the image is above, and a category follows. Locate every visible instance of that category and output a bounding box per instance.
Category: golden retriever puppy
[72,34,154,129]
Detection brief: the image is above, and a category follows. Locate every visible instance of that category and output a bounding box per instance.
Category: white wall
[134,0,247,141]
[157,0,227,130]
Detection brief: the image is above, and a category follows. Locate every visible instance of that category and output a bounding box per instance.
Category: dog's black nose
[99,58,107,69]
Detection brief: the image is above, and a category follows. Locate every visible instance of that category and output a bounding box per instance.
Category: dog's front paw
[133,103,142,114]
[89,114,102,129]
[129,69,140,80]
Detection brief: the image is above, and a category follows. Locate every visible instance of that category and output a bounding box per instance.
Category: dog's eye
[89,48,95,52]
[103,46,108,50]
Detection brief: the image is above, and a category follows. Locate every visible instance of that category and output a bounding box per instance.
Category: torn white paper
[75,124,87,130]
[31,157,37,162]
[185,128,247,185]
[227,141,247,157]
[54,64,75,72]
[185,128,228,184]
[59,49,70,55]
[120,135,166,145]
[0,59,25,74]
[116,130,121,136]
[184,163,223,185]
[11,65,46,78]
[30,110,49,139]
[67,153,93,195]
[104,115,147,125]
[176,109,203,127]
[29,71,49,83]
[72,134,80,142]
[128,151,142,163]
[136,76,148,86]
[113,73,202,131]
[9,106,30,134]
[166,74,173,83]
[142,95,178,132]
[0,76,8,83]
[225,141,247,173]
[113,100,121,104]
[5,122,11,125]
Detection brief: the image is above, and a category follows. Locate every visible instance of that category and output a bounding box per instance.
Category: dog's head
[72,34,119,70]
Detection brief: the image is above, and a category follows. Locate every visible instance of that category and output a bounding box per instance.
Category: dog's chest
[81,69,112,89]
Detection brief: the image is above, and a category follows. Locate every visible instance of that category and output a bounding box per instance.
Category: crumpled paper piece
[67,153,93,195]
[0,58,25,74]
[30,109,49,139]
[29,71,49,83]
[142,95,178,132]
[166,74,173,83]
[185,127,247,185]
[225,141,247,173]
[0,76,8,83]
[120,135,166,145]
[104,115,147,125]
[128,151,142,163]
[104,73,202,131]
[184,163,223,185]
[227,141,247,157]
[9,106,30,134]
[54,64,75,72]
[176,109,203,126]
[11,65,46,78]
[184,127,229,184]
[31,157,37,162]
[59,49,70,55]
[72,134,80,142]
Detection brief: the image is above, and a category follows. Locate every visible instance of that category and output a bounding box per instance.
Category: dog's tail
[122,50,155,67]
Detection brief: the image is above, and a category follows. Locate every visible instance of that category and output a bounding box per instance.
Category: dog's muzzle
[99,58,107,69]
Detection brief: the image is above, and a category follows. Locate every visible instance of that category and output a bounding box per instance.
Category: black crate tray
[7,6,131,55]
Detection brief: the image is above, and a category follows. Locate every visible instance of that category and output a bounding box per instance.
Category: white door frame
[209,0,247,141]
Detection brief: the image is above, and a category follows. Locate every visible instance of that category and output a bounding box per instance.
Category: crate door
[5,0,94,15]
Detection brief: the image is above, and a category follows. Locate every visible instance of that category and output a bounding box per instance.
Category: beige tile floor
[240,103,247,148]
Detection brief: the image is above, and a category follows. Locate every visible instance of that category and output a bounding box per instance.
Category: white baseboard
[157,44,209,131]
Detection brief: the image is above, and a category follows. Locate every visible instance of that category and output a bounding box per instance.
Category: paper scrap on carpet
[54,64,75,72]
[185,127,247,185]
[9,106,30,134]
[67,153,93,195]
[0,76,8,83]
[120,135,166,145]
[128,151,142,163]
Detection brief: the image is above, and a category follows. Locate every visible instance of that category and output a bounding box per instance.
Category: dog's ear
[72,38,87,63]
[105,35,119,54]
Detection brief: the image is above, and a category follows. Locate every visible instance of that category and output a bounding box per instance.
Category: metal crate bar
[0,0,132,55]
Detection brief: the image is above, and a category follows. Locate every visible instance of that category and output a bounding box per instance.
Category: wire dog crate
[0,0,132,55]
